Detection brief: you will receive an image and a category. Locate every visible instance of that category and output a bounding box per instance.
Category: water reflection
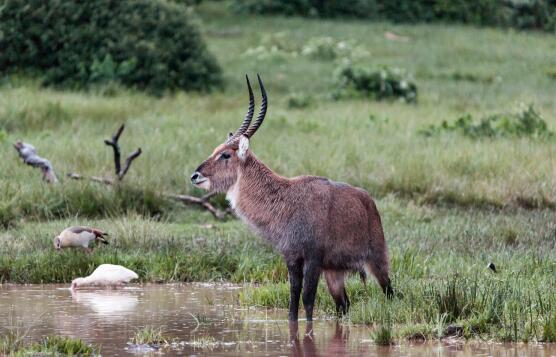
[0,284,554,356]
[71,289,139,320]
[290,322,357,357]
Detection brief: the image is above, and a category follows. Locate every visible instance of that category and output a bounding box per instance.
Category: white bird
[53,226,109,253]
[71,264,138,290]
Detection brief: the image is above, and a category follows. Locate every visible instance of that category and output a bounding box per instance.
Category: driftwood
[13,141,58,183]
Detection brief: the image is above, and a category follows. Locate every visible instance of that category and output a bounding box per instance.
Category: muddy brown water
[1,284,555,356]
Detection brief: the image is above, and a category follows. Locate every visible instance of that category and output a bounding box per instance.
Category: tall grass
[1,5,556,226]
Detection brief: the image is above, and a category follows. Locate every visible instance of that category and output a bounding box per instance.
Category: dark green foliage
[0,0,222,93]
[233,0,556,32]
[419,105,554,139]
[334,65,417,103]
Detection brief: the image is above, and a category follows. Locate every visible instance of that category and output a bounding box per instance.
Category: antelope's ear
[238,135,250,161]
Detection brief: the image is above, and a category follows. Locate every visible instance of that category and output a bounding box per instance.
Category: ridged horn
[243,74,267,138]
[227,75,255,144]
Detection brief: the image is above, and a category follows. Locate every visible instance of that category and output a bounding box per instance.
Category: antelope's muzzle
[190,171,207,185]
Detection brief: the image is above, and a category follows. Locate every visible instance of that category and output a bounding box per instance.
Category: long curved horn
[227,75,255,144]
[244,74,267,138]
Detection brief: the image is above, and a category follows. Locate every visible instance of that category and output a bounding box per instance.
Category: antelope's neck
[227,154,288,222]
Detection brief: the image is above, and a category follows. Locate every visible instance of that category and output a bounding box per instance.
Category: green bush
[419,104,554,139]
[287,93,314,109]
[233,0,556,32]
[0,0,222,93]
[333,64,417,103]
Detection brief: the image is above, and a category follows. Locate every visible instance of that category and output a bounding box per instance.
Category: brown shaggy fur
[192,137,393,321]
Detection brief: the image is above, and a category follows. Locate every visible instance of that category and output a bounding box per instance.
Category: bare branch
[201,191,218,201]
[67,173,114,185]
[103,124,141,180]
[13,141,58,183]
[118,148,142,180]
[104,124,125,176]
[166,193,227,220]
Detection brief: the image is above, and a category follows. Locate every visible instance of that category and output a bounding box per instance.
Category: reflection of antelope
[191,75,393,321]
[289,322,350,357]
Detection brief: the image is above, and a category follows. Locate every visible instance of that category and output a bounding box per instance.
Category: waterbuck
[191,75,394,321]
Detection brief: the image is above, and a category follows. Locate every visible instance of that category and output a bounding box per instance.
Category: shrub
[419,104,554,139]
[243,34,368,62]
[243,32,299,60]
[0,0,222,93]
[333,64,417,103]
[233,0,556,33]
[287,93,314,109]
[301,37,368,61]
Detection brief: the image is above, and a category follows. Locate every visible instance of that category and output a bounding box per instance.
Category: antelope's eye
[220,152,231,160]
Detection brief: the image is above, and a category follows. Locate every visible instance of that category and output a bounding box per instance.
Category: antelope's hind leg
[365,260,394,299]
[324,270,350,315]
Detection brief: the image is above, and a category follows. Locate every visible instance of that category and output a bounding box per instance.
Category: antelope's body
[191,75,393,321]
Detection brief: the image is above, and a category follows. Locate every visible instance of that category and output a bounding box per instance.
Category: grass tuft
[130,326,168,346]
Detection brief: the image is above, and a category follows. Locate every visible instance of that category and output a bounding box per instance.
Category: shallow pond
[1,284,554,356]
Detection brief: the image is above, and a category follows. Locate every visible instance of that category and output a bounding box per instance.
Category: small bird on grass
[71,264,139,290]
[53,226,109,254]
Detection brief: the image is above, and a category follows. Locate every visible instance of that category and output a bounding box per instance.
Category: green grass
[130,326,168,346]
[1,1,555,343]
[0,216,286,283]
[0,334,97,356]
[238,199,555,342]
[2,3,556,227]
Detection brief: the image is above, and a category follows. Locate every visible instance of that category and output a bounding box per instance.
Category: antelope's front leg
[287,260,303,321]
[302,259,322,321]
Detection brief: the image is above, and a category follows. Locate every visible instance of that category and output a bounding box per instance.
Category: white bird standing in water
[71,264,138,290]
[53,226,109,253]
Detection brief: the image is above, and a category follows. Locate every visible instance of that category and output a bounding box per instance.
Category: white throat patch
[226,172,241,209]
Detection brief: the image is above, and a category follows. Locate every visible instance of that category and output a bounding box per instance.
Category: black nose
[191,172,199,181]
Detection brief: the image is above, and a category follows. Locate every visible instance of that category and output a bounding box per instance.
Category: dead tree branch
[165,192,227,220]
[66,173,114,185]
[119,148,142,180]
[13,141,58,183]
[103,124,142,181]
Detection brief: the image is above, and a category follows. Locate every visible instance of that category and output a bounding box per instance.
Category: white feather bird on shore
[71,264,138,290]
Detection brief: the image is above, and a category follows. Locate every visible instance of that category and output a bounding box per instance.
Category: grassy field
[1,1,555,343]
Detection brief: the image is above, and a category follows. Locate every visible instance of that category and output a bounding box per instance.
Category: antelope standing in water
[191,75,393,321]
